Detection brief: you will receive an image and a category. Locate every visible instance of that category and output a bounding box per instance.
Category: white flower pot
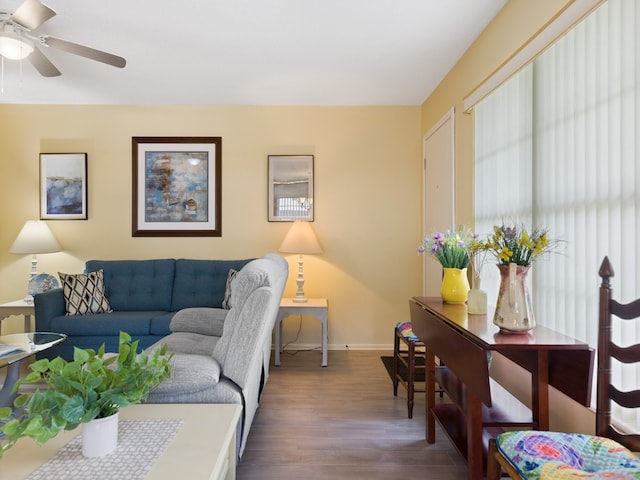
[82,411,119,457]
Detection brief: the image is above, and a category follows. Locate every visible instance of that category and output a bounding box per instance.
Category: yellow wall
[419,0,595,433]
[0,105,421,350]
[421,0,573,227]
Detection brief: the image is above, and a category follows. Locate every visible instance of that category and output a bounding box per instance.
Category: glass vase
[441,267,470,304]
[467,275,487,315]
[493,263,535,333]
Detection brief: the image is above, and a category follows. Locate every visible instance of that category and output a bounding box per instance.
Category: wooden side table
[274,298,328,367]
[0,300,35,334]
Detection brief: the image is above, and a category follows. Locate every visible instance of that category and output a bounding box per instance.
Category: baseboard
[277,343,394,351]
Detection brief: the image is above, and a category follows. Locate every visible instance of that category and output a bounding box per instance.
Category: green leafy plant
[0,331,171,458]
[418,227,476,269]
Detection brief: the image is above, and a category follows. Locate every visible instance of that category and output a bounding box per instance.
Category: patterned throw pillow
[59,270,113,315]
[222,269,238,309]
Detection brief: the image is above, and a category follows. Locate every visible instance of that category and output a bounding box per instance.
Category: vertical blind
[474,0,640,429]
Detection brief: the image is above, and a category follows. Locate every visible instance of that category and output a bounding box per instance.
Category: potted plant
[0,331,172,458]
[418,227,476,304]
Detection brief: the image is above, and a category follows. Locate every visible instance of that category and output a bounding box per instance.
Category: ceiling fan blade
[42,36,126,68]
[11,0,56,31]
[28,45,61,77]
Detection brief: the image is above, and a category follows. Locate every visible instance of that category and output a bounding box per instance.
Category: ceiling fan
[0,0,126,77]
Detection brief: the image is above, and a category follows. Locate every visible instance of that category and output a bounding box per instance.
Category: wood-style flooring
[238,349,467,479]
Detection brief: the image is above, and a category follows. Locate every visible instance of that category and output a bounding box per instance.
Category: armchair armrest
[170,307,228,337]
[34,288,66,332]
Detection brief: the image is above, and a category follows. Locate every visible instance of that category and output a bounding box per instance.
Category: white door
[422,108,455,296]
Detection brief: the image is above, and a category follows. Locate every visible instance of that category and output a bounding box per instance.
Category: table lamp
[9,220,62,303]
[279,221,323,303]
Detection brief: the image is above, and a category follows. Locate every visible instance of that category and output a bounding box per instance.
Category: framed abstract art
[132,137,222,237]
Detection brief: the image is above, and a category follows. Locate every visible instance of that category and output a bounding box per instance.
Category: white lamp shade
[279,221,323,254]
[9,220,62,255]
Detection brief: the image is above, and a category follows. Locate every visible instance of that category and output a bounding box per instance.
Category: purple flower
[416,227,475,269]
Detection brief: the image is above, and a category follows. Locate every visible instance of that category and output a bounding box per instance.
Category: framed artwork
[132,137,222,237]
[40,153,88,220]
[268,155,314,221]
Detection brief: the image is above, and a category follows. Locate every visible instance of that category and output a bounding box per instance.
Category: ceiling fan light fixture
[0,34,33,60]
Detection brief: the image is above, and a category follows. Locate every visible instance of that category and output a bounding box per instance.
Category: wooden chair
[487,256,640,479]
[393,321,426,418]
[392,321,444,418]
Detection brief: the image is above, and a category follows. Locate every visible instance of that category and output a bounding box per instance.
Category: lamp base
[293,255,308,303]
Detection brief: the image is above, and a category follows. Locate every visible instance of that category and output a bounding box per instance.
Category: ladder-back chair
[487,256,640,479]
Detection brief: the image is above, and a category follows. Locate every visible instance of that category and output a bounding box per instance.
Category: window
[474,0,640,429]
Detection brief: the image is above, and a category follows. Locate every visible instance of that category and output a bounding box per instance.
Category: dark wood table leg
[426,348,436,443]
[466,393,483,480]
[531,350,550,430]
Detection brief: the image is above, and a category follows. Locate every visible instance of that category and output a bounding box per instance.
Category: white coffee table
[0,403,242,480]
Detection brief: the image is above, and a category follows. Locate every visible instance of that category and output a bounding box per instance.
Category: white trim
[463,0,602,112]
[422,107,455,296]
[424,107,455,140]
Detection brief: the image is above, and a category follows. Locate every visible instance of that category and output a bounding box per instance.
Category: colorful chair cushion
[496,430,640,479]
[396,321,420,341]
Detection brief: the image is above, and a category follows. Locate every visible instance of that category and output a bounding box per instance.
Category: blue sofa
[34,258,252,359]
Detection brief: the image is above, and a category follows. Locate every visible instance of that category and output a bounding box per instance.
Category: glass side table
[0,332,67,408]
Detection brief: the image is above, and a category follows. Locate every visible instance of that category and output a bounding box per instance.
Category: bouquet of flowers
[418,227,475,269]
[480,223,558,266]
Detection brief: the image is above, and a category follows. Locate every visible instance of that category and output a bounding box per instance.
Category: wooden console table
[409,297,594,480]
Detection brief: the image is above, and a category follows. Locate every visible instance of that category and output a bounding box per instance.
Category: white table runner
[27,418,183,480]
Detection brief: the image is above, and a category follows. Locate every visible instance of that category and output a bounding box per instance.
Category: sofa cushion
[59,270,113,315]
[170,259,252,311]
[222,269,238,309]
[229,266,269,312]
[85,259,175,311]
[149,311,175,336]
[44,334,164,360]
[213,261,271,368]
[147,354,222,398]
[49,310,158,336]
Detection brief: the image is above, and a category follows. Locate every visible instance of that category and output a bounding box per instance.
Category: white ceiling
[0,0,507,105]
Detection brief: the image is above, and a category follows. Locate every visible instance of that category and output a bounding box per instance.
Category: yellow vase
[441,267,470,304]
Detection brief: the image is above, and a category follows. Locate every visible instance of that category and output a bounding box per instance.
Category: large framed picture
[132,137,222,237]
[268,155,314,221]
[40,153,88,220]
